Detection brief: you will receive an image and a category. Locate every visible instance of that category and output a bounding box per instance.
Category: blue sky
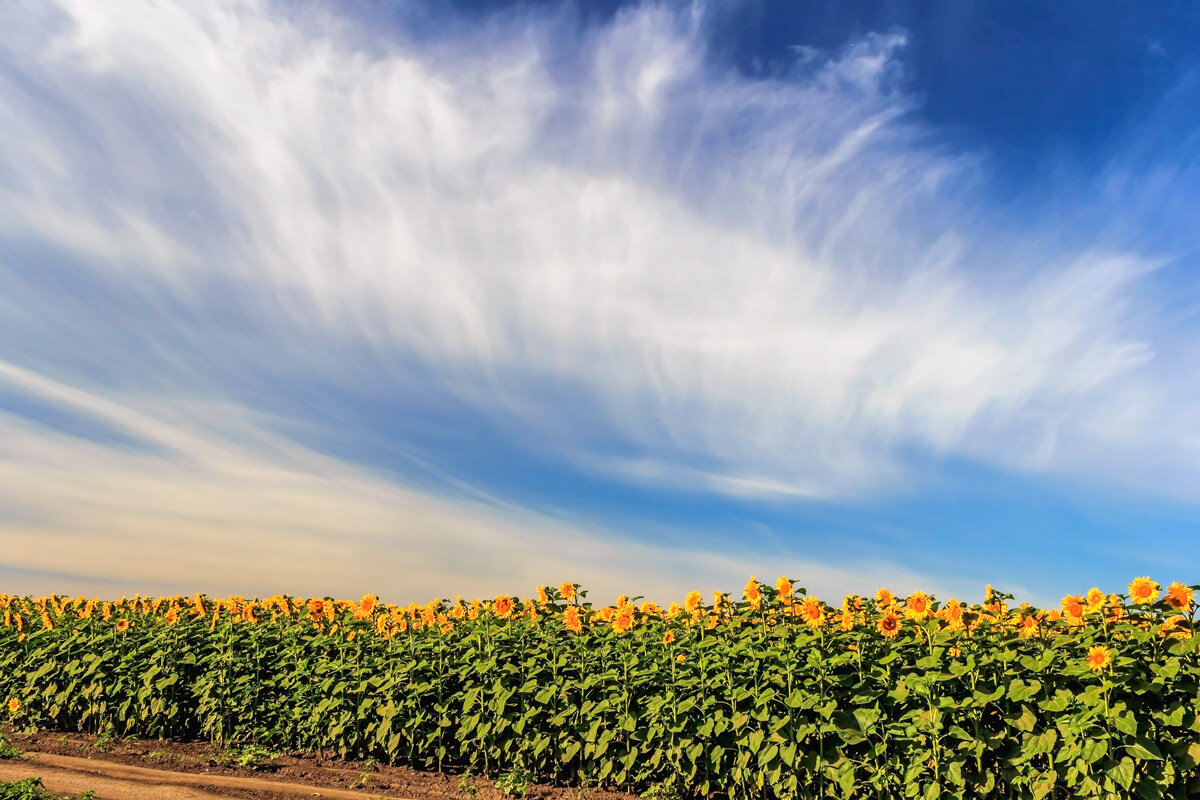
[1,0,1199,606]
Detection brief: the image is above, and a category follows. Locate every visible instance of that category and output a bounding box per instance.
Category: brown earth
[0,729,641,800]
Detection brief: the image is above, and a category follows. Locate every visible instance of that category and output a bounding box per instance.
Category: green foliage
[209,744,279,770]
[2,585,1199,799]
[496,766,533,798]
[0,736,22,760]
[457,769,479,798]
[0,778,94,800]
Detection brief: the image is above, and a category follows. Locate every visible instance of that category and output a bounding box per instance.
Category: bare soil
[0,729,641,800]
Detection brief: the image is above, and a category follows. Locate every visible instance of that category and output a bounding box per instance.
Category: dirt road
[0,753,399,800]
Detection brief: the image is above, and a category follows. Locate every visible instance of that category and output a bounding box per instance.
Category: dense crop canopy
[2,578,1199,799]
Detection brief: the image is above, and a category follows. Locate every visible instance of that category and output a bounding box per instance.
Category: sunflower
[307,598,326,621]
[359,595,378,616]
[612,606,635,634]
[559,583,576,602]
[493,595,514,620]
[564,606,583,634]
[1165,582,1193,611]
[1086,646,1113,671]
[1060,596,1085,623]
[662,630,676,645]
[537,586,550,606]
[1018,615,1038,639]
[1083,587,1105,614]
[6,698,18,714]
[685,590,703,612]
[744,577,762,609]
[875,588,895,608]
[877,610,902,638]
[115,619,131,633]
[776,576,793,601]
[1128,577,1159,604]
[936,599,964,630]
[1159,615,1189,639]
[904,591,931,620]
[800,597,824,628]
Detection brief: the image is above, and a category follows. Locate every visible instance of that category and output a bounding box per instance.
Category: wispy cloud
[0,0,1196,598]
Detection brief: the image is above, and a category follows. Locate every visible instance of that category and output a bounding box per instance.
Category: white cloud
[0,360,1020,605]
[0,0,1196,597]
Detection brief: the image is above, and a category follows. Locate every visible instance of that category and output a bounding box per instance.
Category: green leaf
[1126,738,1163,761]
[1114,711,1138,737]
[1107,756,1135,790]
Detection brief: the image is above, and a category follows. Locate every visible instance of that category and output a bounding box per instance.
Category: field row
[2,578,1198,800]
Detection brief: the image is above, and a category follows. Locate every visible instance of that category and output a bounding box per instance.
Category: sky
[1,0,1199,608]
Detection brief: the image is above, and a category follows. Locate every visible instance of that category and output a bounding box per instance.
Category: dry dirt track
[0,752,403,800]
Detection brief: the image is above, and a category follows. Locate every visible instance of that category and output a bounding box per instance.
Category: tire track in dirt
[0,753,406,800]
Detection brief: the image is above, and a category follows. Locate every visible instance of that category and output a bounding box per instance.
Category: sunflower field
[2,578,1199,800]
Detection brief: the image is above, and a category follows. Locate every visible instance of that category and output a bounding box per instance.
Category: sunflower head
[800,597,824,628]
[493,595,514,619]
[743,577,762,608]
[6,698,18,714]
[563,606,583,633]
[1128,577,1159,604]
[904,591,931,620]
[877,610,902,638]
[536,586,550,606]
[875,587,895,607]
[1061,595,1085,621]
[1086,645,1113,671]
[612,607,635,634]
[115,619,131,633]
[776,576,793,599]
[685,590,703,612]
[1165,582,1193,611]
[662,630,676,645]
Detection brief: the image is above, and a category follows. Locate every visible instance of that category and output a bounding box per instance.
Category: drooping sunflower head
[743,577,761,607]
[1159,615,1188,638]
[1086,646,1113,671]
[685,590,703,612]
[776,576,793,599]
[559,583,576,602]
[359,595,378,616]
[1128,577,1159,604]
[1165,582,1193,611]
[563,605,583,633]
[536,586,550,606]
[875,588,895,608]
[877,611,901,638]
